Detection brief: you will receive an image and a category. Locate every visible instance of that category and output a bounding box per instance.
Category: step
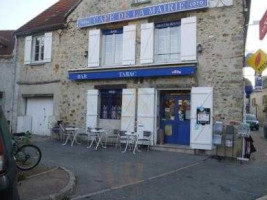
[151,144,195,154]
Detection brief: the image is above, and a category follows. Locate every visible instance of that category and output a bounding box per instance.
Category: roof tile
[0,31,15,56]
[15,0,81,36]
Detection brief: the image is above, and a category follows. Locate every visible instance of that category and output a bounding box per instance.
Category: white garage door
[26,97,53,136]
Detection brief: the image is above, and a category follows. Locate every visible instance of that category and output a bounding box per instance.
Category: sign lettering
[77,0,208,28]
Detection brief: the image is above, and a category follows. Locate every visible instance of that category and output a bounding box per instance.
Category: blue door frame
[160,94,191,145]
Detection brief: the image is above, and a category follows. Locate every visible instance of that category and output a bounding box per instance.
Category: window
[154,21,181,63]
[263,95,267,105]
[100,89,122,120]
[102,29,123,66]
[252,98,257,106]
[32,35,44,62]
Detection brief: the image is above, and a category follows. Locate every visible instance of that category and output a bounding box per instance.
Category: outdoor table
[122,132,139,154]
[91,128,107,150]
[62,127,81,146]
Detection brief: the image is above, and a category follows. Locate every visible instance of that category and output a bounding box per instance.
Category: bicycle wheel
[14,144,42,171]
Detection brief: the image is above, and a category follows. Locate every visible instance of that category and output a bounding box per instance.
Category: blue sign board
[255,75,263,91]
[77,0,208,28]
[69,66,195,81]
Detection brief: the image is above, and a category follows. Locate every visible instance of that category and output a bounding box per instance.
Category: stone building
[13,0,251,156]
[250,78,267,124]
[13,0,82,135]
[0,31,15,127]
[56,0,249,154]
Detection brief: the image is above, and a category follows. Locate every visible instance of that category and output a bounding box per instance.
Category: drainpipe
[10,35,18,133]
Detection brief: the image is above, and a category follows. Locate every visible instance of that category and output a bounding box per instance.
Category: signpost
[260,10,267,40]
[246,49,267,74]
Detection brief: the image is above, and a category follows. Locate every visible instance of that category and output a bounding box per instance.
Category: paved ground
[18,167,69,200]
[32,130,267,200]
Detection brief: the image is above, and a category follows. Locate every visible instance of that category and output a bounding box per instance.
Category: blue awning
[68,65,195,81]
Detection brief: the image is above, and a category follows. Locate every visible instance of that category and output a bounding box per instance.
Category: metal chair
[86,127,98,149]
[105,129,120,148]
[119,131,128,151]
[136,131,152,152]
[59,123,74,145]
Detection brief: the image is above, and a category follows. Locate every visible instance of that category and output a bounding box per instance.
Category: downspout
[10,35,18,133]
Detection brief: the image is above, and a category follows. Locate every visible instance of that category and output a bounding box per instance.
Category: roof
[15,0,82,36]
[0,31,15,56]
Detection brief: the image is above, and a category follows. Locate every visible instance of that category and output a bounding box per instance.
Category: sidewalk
[18,167,76,200]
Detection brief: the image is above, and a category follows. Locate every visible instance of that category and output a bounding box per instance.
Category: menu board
[197,108,211,125]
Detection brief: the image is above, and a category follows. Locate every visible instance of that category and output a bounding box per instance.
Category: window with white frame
[102,29,123,66]
[100,89,122,120]
[154,21,181,63]
[24,32,52,65]
[32,35,44,62]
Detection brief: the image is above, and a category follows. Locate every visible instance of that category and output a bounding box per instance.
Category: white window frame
[32,35,45,63]
[102,30,123,66]
[154,22,181,64]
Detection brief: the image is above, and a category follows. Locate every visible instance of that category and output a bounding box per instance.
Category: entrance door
[26,97,54,136]
[161,93,190,145]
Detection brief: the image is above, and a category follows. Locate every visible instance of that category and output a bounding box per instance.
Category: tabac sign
[77,0,208,28]
[247,49,267,74]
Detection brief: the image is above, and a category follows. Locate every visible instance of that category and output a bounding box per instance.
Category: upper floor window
[32,35,44,62]
[102,29,123,66]
[24,32,52,65]
[154,21,181,64]
[252,98,257,106]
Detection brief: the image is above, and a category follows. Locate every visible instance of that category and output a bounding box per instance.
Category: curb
[33,167,76,200]
[256,196,267,200]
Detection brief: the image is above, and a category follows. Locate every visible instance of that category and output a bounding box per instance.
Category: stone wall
[250,90,267,124]
[13,31,62,130]
[58,0,245,126]
[0,57,15,124]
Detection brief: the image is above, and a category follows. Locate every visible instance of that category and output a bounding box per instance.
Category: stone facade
[13,32,62,131]
[0,57,15,124]
[58,0,245,126]
[13,0,247,156]
[250,90,267,124]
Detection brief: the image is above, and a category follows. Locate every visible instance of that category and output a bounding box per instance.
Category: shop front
[160,90,191,145]
[69,66,213,150]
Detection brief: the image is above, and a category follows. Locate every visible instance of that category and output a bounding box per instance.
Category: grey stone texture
[14,0,245,156]
[13,32,62,130]
[250,89,267,124]
[0,57,15,123]
[59,0,244,152]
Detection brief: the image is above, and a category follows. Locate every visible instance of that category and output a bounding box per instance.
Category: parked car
[0,108,20,199]
[246,114,259,131]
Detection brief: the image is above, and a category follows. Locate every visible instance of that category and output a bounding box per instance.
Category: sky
[0,0,58,30]
[244,0,267,86]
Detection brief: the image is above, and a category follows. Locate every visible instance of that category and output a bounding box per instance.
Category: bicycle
[12,132,42,171]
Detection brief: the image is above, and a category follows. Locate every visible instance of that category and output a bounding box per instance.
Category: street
[32,129,267,200]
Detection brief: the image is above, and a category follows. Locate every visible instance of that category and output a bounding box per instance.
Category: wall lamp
[197,44,203,53]
[84,50,88,58]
